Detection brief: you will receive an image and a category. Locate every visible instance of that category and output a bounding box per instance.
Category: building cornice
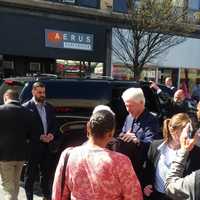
[0,0,128,27]
[1,0,200,38]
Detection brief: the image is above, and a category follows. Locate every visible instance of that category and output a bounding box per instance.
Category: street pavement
[0,179,43,200]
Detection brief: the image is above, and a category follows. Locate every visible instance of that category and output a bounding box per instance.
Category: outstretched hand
[149,81,160,91]
[180,123,200,151]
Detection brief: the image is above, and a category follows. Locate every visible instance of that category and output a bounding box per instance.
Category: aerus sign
[45,29,94,51]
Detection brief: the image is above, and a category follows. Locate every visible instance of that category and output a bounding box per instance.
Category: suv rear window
[21,80,112,105]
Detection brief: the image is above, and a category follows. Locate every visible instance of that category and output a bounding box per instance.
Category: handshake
[40,133,54,143]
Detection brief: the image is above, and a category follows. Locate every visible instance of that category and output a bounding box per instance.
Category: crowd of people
[0,77,200,200]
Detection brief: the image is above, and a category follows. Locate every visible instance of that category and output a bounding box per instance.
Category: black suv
[0,77,169,150]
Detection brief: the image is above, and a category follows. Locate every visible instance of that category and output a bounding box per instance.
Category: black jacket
[23,99,57,154]
[0,101,35,161]
[145,139,200,188]
[157,91,197,120]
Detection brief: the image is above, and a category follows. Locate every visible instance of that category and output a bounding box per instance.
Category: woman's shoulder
[148,139,164,157]
[150,139,164,148]
[106,149,132,163]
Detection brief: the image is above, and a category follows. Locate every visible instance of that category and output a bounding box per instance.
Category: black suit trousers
[25,146,54,199]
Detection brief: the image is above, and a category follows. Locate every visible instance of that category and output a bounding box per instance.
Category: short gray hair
[4,89,19,101]
[121,88,145,104]
[92,105,115,116]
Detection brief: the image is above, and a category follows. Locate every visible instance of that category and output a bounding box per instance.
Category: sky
[155,36,200,68]
[112,34,200,69]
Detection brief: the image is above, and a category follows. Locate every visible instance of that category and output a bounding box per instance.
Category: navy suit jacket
[23,99,56,153]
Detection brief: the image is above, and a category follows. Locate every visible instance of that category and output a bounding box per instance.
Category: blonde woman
[143,113,200,200]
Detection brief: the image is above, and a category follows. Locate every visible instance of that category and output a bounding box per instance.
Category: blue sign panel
[45,29,94,51]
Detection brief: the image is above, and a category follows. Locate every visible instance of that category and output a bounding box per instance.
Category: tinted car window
[21,80,112,105]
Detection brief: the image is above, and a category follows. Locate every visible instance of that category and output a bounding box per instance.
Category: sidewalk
[0,180,43,200]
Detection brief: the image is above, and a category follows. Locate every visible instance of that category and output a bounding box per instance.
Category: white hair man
[117,87,160,184]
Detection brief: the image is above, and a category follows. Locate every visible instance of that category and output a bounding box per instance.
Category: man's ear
[107,129,115,139]
[3,94,7,104]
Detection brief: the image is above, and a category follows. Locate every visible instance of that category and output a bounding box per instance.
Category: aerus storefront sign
[45,29,94,51]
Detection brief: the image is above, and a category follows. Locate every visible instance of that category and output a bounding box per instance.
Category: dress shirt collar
[32,97,45,106]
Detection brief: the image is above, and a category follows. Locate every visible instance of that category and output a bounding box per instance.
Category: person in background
[113,88,160,185]
[192,78,200,102]
[164,77,176,96]
[150,82,197,121]
[144,113,200,200]
[165,123,200,200]
[0,89,35,200]
[180,80,191,99]
[52,108,143,200]
[23,82,57,200]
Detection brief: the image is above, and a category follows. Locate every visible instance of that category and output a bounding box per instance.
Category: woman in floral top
[52,108,143,200]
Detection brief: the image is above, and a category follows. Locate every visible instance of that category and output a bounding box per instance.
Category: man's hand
[143,185,153,197]
[119,130,140,144]
[149,81,160,91]
[40,133,54,143]
[40,134,49,143]
[180,123,200,151]
[47,133,54,142]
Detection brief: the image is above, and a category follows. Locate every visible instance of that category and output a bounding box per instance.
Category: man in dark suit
[164,77,177,96]
[110,87,160,185]
[23,82,57,200]
[0,89,34,200]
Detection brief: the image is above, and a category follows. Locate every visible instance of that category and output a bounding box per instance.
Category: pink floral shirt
[52,144,143,200]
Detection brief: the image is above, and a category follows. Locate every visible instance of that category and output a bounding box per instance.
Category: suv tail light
[4,80,24,86]
[55,107,72,113]
[4,80,15,85]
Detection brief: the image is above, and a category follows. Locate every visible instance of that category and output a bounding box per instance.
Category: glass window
[113,0,139,13]
[56,59,104,79]
[188,0,200,10]
[30,62,41,73]
[113,0,128,13]
[76,0,100,8]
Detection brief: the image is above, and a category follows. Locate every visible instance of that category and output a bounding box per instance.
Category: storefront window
[29,62,41,73]
[111,64,134,80]
[56,59,104,79]
[180,68,200,95]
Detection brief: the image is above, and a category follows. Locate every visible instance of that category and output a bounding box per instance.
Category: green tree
[113,0,194,80]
